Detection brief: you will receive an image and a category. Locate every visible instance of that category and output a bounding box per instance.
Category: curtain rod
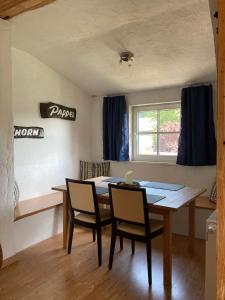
[103,94,126,97]
[185,80,216,88]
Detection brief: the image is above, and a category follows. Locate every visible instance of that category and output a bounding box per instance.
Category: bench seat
[187,196,216,210]
[14,194,215,222]
[14,192,63,221]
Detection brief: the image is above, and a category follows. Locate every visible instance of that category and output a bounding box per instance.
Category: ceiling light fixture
[119,51,134,67]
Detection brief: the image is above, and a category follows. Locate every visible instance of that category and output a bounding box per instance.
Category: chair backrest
[79,160,110,180]
[109,184,148,224]
[66,179,96,214]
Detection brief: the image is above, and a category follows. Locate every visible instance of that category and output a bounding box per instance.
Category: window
[132,102,181,162]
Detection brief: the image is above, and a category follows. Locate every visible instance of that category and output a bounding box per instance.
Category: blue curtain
[103,96,129,161]
[176,85,216,166]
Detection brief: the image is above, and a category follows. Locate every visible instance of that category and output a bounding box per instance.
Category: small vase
[117,181,140,188]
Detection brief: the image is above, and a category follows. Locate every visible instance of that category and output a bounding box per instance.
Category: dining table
[52,176,206,287]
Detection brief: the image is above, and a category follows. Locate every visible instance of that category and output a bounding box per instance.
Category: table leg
[188,199,196,253]
[63,191,69,249]
[163,210,172,287]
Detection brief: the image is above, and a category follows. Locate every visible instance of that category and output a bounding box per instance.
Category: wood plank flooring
[0,227,205,300]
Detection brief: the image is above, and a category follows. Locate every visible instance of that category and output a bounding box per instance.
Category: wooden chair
[108,184,164,285]
[66,179,112,266]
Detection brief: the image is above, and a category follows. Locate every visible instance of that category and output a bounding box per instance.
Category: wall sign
[40,102,76,121]
[14,126,44,139]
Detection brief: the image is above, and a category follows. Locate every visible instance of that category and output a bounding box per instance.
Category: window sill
[111,160,178,166]
[130,160,177,166]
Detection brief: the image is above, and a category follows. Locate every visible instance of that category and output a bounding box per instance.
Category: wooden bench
[187,196,216,210]
[14,192,63,221]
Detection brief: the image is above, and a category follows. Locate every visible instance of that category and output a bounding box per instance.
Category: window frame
[131,101,181,163]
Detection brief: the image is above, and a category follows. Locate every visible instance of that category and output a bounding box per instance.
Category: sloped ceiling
[11,0,216,95]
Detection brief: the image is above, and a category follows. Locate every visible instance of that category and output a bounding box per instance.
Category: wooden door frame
[217,1,225,299]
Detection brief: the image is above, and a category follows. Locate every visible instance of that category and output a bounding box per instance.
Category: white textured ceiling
[11,0,216,95]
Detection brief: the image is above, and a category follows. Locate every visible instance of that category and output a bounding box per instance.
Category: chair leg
[109,230,116,269]
[92,229,96,242]
[67,220,74,254]
[146,240,152,285]
[120,236,123,251]
[96,227,102,266]
[131,240,135,254]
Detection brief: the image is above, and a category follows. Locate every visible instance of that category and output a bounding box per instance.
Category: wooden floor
[0,227,205,300]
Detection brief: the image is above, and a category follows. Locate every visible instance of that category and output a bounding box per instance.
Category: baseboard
[2,254,18,269]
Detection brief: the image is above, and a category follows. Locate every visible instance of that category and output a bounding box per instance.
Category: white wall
[12,48,92,252]
[13,48,92,200]
[91,86,216,239]
[0,20,15,259]
[14,209,63,252]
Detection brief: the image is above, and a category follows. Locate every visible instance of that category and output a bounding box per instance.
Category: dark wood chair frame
[66,179,112,266]
[108,184,164,285]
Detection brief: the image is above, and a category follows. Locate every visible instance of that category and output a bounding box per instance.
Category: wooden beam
[0,0,56,19]
[217,0,225,299]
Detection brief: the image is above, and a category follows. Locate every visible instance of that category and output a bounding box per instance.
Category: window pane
[159,108,180,132]
[138,111,157,132]
[138,134,157,155]
[159,133,179,156]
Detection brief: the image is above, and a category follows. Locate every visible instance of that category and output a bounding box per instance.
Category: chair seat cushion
[75,208,111,224]
[117,219,163,236]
